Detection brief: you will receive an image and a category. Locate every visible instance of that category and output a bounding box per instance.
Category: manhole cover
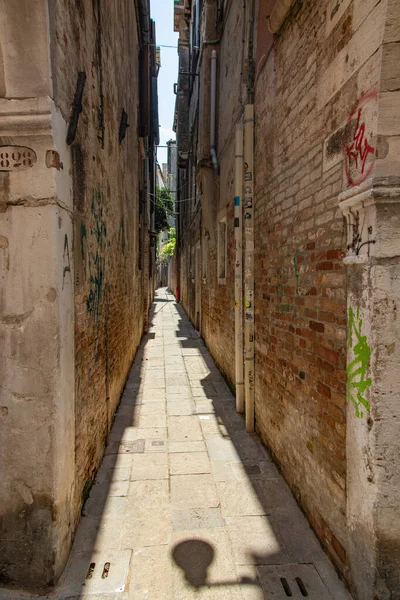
[152,440,165,446]
[257,564,332,599]
[59,550,132,596]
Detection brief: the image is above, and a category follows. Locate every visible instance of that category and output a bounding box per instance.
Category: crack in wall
[0,196,73,214]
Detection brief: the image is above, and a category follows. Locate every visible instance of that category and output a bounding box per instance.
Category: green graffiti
[91,188,107,243]
[86,187,107,320]
[347,307,372,418]
[86,253,104,319]
[279,303,292,313]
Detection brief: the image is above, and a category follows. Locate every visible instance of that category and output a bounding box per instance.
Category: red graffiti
[344,91,377,187]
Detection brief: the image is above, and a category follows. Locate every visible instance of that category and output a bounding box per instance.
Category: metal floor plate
[106,440,145,454]
[257,564,333,599]
[58,549,132,597]
[121,440,145,454]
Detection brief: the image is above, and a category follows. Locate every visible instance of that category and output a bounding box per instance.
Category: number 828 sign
[0,146,37,171]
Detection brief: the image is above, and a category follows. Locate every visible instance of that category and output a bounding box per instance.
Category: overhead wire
[150,43,178,49]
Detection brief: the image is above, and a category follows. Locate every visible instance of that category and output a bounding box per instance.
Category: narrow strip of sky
[151,0,179,166]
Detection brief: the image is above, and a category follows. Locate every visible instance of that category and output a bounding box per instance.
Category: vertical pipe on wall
[235,125,244,414]
[143,137,150,332]
[244,103,255,433]
[210,49,218,174]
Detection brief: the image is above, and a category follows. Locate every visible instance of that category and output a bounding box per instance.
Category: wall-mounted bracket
[66,72,86,145]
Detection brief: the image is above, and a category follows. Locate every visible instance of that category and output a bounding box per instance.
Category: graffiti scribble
[345,109,374,174]
[344,91,377,187]
[346,209,376,256]
[86,187,107,320]
[347,307,372,418]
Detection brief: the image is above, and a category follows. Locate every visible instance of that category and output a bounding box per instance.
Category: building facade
[0,0,158,589]
[157,140,177,289]
[173,1,400,598]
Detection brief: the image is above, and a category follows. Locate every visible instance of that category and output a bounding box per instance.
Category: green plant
[155,187,174,234]
[160,227,176,260]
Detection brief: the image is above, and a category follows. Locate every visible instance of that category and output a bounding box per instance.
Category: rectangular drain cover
[146,438,167,452]
[121,440,145,454]
[59,550,132,596]
[105,440,145,454]
[257,564,332,599]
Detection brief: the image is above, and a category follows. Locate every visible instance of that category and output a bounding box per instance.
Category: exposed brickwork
[175,0,397,594]
[254,0,349,572]
[49,0,146,525]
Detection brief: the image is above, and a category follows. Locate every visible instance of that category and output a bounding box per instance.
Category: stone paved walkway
[2,288,352,600]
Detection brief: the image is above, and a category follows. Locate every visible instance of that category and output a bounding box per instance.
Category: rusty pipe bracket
[119,109,129,144]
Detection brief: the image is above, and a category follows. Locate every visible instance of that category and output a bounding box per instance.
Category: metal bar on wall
[235,125,244,414]
[243,103,255,433]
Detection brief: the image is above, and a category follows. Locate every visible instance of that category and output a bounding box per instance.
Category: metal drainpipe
[210,49,218,174]
[143,138,150,332]
[235,125,245,414]
[195,0,200,51]
[243,103,255,433]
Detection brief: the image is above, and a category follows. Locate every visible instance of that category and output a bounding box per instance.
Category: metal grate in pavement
[257,564,333,599]
[58,550,132,596]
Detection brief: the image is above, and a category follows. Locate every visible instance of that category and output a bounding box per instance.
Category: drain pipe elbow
[210,49,218,175]
[210,148,218,173]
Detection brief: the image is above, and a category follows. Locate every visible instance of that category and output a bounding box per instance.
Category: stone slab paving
[0,288,352,600]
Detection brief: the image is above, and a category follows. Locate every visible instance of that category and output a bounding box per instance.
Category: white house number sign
[0,146,36,171]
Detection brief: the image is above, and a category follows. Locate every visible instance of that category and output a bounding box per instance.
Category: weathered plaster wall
[0,0,145,589]
[0,0,75,587]
[339,2,400,596]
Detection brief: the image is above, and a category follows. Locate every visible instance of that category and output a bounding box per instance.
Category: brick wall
[201,143,237,386]
[253,0,383,575]
[189,3,243,386]
[176,0,399,595]
[49,0,146,520]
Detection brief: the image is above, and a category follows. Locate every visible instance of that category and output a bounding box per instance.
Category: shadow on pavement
[2,288,349,600]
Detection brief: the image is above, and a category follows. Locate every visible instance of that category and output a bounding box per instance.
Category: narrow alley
[2,1,400,597]
[4,289,351,600]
